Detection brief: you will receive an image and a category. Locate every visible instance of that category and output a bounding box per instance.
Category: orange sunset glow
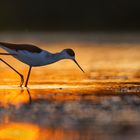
[0,0,140,138]
[0,41,140,140]
[0,123,39,140]
[0,122,97,140]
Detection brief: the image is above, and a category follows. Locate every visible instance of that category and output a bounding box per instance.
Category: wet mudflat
[0,33,140,140]
[0,85,139,140]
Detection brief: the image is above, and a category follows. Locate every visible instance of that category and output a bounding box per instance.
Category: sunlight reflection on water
[0,33,140,140]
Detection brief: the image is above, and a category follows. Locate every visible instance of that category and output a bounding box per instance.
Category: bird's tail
[0,53,16,55]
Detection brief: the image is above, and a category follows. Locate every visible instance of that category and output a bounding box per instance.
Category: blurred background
[0,1,140,140]
[0,0,139,31]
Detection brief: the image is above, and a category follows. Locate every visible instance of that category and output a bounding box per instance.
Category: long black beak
[73,59,85,73]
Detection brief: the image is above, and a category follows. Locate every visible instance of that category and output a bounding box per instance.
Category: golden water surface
[0,34,140,140]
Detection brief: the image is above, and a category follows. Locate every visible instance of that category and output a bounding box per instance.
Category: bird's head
[61,48,84,73]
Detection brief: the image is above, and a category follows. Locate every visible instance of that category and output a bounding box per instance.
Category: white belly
[14,51,48,66]
[1,46,62,67]
[1,46,48,66]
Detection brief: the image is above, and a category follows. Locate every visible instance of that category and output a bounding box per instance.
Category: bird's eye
[66,49,75,56]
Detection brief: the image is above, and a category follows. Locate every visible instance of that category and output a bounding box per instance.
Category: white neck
[44,51,65,65]
[52,52,65,61]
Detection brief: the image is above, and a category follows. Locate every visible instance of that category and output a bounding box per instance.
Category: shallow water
[0,33,140,140]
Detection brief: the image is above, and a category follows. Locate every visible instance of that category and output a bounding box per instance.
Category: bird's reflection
[26,88,32,104]
[6,88,32,105]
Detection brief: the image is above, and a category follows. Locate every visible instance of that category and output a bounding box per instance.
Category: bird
[0,42,84,87]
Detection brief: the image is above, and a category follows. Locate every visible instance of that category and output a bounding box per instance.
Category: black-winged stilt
[0,42,84,87]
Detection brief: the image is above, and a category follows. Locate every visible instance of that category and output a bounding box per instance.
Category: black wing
[0,42,42,53]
